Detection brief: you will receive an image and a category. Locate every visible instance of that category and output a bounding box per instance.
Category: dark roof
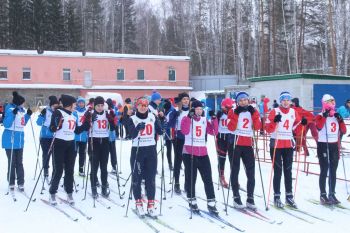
[248,73,350,82]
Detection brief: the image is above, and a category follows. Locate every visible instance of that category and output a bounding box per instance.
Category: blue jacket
[36,107,54,138]
[2,104,30,149]
[164,106,177,140]
[168,106,189,140]
[337,105,350,119]
[73,106,88,142]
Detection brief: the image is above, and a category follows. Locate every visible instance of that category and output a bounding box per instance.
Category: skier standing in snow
[227,92,261,210]
[128,97,163,217]
[2,91,32,191]
[86,96,117,198]
[315,94,347,204]
[168,92,190,194]
[215,97,235,188]
[106,98,119,174]
[265,91,306,208]
[73,97,88,176]
[36,96,59,179]
[49,94,90,205]
[181,100,219,214]
[163,99,177,170]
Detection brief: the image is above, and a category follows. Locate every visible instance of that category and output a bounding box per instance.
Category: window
[22,67,31,80]
[137,69,144,80]
[117,68,125,80]
[0,67,7,79]
[168,68,176,81]
[63,68,71,81]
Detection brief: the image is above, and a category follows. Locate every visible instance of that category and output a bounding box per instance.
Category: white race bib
[184,117,206,147]
[271,108,295,140]
[55,109,76,141]
[318,115,339,143]
[131,114,156,147]
[91,111,110,138]
[234,111,253,137]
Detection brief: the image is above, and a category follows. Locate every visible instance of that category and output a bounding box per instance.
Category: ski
[271,205,314,224]
[41,199,78,222]
[101,195,125,208]
[178,205,225,229]
[132,209,160,233]
[147,215,184,233]
[9,189,17,202]
[57,196,92,220]
[245,208,283,224]
[17,189,36,202]
[88,193,111,209]
[212,181,263,198]
[225,203,277,224]
[109,187,125,199]
[307,199,350,215]
[285,205,330,222]
[199,209,245,232]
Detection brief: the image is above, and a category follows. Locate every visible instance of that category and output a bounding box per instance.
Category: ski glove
[273,114,282,123]
[106,110,116,123]
[91,112,98,122]
[247,105,255,115]
[234,106,245,115]
[40,108,46,117]
[12,107,19,115]
[27,108,33,116]
[334,113,343,122]
[300,117,308,126]
[187,109,195,118]
[216,111,223,120]
[136,122,146,131]
[322,109,330,118]
[209,110,215,118]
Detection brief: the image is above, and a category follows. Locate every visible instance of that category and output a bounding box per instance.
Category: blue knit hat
[279,91,292,103]
[151,91,162,102]
[77,96,85,104]
[235,92,249,102]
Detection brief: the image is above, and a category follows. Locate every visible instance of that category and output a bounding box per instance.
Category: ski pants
[165,139,173,167]
[216,133,235,171]
[109,140,117,170]
[6,149,24,186]
[75,141,87,172]
[40,137,53,176]
[89,137,110,188]
[173,137,185,184]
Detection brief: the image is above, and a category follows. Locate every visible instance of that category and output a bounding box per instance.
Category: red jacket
[227,108,261,146]
[265,107,301,148]
[292,106,314,136]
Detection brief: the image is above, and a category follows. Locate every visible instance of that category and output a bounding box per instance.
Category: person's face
[51,104,59,110]
[137,103,148,113]
[325,99,336,106]
[347,102,350,108]
[182,97,190,106]
[238,98,249,107]
[281,99,291,108]
[95,103,104,113]
[78,101,85,108]
[154,99,161,106]
[67,102,76,111]
[195,107,203,116]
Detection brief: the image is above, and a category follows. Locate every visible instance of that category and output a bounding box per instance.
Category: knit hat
[191,100,203,109]
[221,98,234,109]
[106,98,114,107]
[125,98,131,104]
[321,94,335,116]
[136,97,149,106]
[291,98,299,107]
[94,96,105,106]
[174,97,180,104]
[235,92,249,103]
[151,91,162,102]
[60,94,76,108]
[322,94,334,103]
[279,91,292,102]
[178,92,189,100]
[48,96,59,106]
[76,96,85,104]
[163,101,172,112]
[12,91,25,106]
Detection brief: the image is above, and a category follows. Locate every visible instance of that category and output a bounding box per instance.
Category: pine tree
[0,0,9,48]
[9,0,25,49]
[33,0,48,51]
[85,0,104,51]
[46,0,66,50]
[65,0,82,51]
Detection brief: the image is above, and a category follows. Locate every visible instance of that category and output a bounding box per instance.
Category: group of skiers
[0,90,348,218]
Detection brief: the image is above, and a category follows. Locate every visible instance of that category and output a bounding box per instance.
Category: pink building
[0,49,191,106]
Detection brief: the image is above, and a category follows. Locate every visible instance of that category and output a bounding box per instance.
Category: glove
[51,119,64,132]
[81,121,90,131]
[176,111,181,117]
[136,122,146,131]
[322,109,330,118]
[217,111,223,119]
[84,111,92,123]
[106,110,116,122]
[334,113,343,122]
[209,110,216,118]
[12,107,19,115]
[247,105,255,115]
[26,108,33,116]
[234,106,245,115]
[273,114,282,123]
[91,112,98,122]
[40,108,46,117]
[187,109,195,118]
[301,117,308,126]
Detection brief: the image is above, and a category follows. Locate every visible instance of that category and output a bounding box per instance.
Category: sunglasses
[326,99,335,102]
[139,104,148,107]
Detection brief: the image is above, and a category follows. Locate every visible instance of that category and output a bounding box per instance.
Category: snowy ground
[1,113,350,233]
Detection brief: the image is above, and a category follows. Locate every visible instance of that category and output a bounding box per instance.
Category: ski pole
[113,137,124,199]
[5,123,16,196]
[266,136,279,211]
[213,133,226,209]
[253,131,267,209]
[159,134,166,216]
[125,137,140,217]
[294,126,304,199]
[29,116,40,180]
[189,117,194,219]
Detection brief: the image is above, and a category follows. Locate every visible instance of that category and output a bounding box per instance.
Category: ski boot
[274,195,284,209]
[18,184,24,192]
[219,170,229,188]
[111,167,117,175]
[207,199,219,215]
[285,195,297,209]
[174,183,182,195]
[49,194,57,206]
[136,199,146,218]
[320,193,332,205]
[233,196,244,209]
[246,197,257,211]
[67,193,75,205]
[91,187,99,199]
[188,198,200,214]
[329,194,341,205]
[101,186,110,198]
[147,200,158,219]
[79,167,85,177]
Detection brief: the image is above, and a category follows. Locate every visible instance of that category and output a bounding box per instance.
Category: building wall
[190,75,238,91]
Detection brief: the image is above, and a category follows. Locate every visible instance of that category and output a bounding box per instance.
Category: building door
[84,71,92,88]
